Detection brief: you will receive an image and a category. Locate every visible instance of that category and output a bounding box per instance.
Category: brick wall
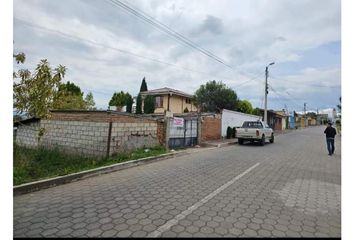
[15,111,160,157]
[157,120,166,146]
[201,114,221,142]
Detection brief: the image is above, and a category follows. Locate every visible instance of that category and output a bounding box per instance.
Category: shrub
[226,126,232,139]
[232,127,236,138]
[183,107,189,113]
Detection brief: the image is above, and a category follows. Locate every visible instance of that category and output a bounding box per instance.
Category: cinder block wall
[201,114,221,142]
[15,111,160,157]
[40,120,109,156]
[15,121,40,147]
[110,122,158,154]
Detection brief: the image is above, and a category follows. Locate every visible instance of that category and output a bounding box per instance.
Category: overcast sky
[13,0,341,111]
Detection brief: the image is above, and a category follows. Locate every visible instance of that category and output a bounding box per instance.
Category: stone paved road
[14,126,341,238]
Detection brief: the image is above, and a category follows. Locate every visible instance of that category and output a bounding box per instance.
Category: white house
[221,109,261,137]
[319,108,337,122]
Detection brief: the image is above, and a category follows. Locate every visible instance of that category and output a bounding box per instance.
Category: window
[242,121,263,128]
[185,98,191,104]
[155,96,163,108]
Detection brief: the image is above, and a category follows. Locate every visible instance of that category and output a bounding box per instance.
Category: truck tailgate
[236,128,259,138]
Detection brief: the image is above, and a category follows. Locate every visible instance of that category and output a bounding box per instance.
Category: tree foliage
[84,92,96,110]
[13,55,66,118]
[136,94,142,114]
[140,77,148,92]
[252,107,261,116]
[144,95,155,114]
[236,100,253,114]
[126,94,134,113]
[135,77,148,114]
[13,52,26,64]
[52,81,86,110]
[109,91,129,107]
[193,80,238,113]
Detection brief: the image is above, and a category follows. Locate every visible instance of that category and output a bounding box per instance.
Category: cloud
[13,0,341,110]
[199,15,224,35]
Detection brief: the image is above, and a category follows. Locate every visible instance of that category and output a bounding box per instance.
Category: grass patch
[13,144,167,186]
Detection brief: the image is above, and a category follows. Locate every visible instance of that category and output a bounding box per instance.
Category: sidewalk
[201,138,237,148]
[202,128,296,147]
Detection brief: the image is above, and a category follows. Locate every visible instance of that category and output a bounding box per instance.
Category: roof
[258,109,287,118]
[13,117,40,127]
[140,87,193,98]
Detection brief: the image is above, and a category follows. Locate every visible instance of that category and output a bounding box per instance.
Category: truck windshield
[242,121,263,128]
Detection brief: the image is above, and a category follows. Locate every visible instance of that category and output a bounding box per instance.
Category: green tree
[126,93,134,113]
[13,52,26,64]
[140,77,148,92]
[337,96,341,112]
[144,95,155,114]
[84,92,96,110]
[52,81,86,110]
[13,57,66,118]
[135,77,148,114]
[59,81,83,96]
[193,80,238,113]
[252,107,261,116]
[183,107,189,113]
[136,94,142,114]
[109,91,128,108]
[237,100,253,114]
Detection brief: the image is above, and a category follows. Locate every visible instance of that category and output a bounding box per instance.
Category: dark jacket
[324,126,337,138]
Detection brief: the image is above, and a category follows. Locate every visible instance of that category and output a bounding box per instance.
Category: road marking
[147,162,260,238]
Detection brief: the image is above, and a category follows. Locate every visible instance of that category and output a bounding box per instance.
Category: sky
[13,0,341,112]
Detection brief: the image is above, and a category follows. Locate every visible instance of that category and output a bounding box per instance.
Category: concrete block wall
[15,111,161,157]
[110,122,158,154]
[40,120,109,156]
[15,121,40,147]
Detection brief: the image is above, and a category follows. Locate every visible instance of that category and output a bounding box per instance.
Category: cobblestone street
[14,126,341,238]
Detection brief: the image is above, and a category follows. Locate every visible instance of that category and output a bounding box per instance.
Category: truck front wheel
[270,134,274,143]
[238,139,244,145]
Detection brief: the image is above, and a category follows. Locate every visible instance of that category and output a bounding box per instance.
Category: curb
[13,151,187,196]
[201,141,237,148]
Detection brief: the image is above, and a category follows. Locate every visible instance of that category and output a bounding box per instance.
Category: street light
[264,62,275,124]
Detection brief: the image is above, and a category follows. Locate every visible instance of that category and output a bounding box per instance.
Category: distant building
[258,109,287,130]
[318,108,337,122]
[140,87,197,114]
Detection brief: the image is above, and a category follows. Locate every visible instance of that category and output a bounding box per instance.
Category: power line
[15,17,269,97]
[105,0,268,84]
[267,84,304,110]
[106,0,235,70]
[14,17,241,82]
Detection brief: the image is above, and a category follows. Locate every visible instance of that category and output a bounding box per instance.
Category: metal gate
[168,117,198,149]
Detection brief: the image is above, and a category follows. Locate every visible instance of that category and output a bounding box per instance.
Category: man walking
[324,122,337,155]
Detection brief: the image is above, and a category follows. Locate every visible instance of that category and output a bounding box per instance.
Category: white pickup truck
[236,121,274,146]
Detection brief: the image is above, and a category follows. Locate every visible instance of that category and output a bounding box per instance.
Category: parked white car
[236,121,274,146]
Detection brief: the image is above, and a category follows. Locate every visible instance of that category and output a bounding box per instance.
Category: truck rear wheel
[260,135,265,146]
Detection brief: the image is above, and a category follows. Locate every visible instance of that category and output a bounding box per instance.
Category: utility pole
[304,103,307,127]
[264,62,275,124]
